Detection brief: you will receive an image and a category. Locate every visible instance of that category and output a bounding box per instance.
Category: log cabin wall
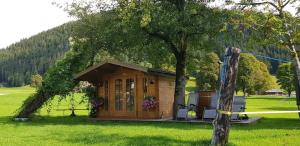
[158,77,175,119]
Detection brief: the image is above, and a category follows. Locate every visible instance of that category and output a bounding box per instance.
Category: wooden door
[111,75,136,118]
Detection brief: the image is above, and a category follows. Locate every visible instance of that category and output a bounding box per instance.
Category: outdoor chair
[203,95,247,120]
[231,96,248,120]
[176,92,199,120]
[202,93,219,119]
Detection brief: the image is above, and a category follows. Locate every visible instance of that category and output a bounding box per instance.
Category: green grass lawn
[1,86,300,146]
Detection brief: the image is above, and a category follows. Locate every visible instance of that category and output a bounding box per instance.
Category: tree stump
[211,47,241,146]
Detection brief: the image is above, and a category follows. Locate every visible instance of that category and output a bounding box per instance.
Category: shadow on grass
[63,131,237,146]
[233,117,300,130]
[67,133,208,145]
[1,115,300,131]
[0,115,212,130]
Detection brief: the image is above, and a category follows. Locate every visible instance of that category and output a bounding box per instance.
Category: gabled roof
[74,60,176,81]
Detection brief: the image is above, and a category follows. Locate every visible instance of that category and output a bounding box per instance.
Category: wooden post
[70,93,76,117]
[211,47,241,146]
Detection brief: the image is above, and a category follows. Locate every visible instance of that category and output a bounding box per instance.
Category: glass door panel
[115,79,123,111]
[114,77,135,114]
[126,78,135,112]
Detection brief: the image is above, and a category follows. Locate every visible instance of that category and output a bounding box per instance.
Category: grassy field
[1,86,300,146]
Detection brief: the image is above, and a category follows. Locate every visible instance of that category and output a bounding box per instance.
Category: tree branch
[282,0,290,7]
[175,0,185,11]
[142,27,179,57]
[238,1,281,12]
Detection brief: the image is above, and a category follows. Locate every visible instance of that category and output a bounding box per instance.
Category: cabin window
[144,77,156,97]
[126,78,135,112]
[115,79,123,111]
[104,80,109,111]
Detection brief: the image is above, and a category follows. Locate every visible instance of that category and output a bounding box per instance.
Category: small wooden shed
[75,60,175,119]
[264,89,284,96]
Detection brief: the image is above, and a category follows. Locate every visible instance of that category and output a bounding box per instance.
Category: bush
[195,52,220,91]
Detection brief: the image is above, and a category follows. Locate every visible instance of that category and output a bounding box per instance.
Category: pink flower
[143,96,158,110]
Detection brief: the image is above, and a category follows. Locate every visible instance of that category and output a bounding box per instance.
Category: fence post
[211,47,241,146]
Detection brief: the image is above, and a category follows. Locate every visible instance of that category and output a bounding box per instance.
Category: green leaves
[237,53,276,95]
[277,63,295,96]
[30,74,42,89]
[196,52,220,91]
[140,12,151,27]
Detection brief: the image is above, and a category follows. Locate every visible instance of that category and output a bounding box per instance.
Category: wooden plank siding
[75,61,176,120]
[158,77,175,119]
[94,66,176,119]
[140,74,159,119]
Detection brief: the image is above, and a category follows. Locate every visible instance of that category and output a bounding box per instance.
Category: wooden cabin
[75,60,175,120]
[264,89,284,96]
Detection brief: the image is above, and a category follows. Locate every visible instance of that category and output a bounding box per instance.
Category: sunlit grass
[0,86,300,146]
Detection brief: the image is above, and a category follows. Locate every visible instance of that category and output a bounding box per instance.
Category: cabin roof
[265,89,283,93]
[74,60,176,81]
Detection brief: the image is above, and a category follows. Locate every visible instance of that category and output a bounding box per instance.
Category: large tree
[237,53,274,95]
[116,0,226,117]
[15,9,124,118]
[238,0,300,101]
[196,52,220,91]
[15,0,229,118]
[277,63,295,97]
[237,53,256,95]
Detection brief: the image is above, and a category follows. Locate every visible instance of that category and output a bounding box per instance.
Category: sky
[0,0,297,49]
[0,0,74,49]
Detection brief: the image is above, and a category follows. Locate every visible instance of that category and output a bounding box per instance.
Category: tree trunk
[292,52,300,89]
[15,48,94,118]
[211,47,241,146]
[16,90,53,118]
[293,65,300,117]
[280,11,300,118]
[173,51,187,119]
[290,47,300,117]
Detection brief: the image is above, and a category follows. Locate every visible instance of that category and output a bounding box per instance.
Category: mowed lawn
[1,86,300,146]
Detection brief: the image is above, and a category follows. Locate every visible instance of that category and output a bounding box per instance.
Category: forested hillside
[254,47,290,74]
[0,23,71,87]
[0,17,291,87]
